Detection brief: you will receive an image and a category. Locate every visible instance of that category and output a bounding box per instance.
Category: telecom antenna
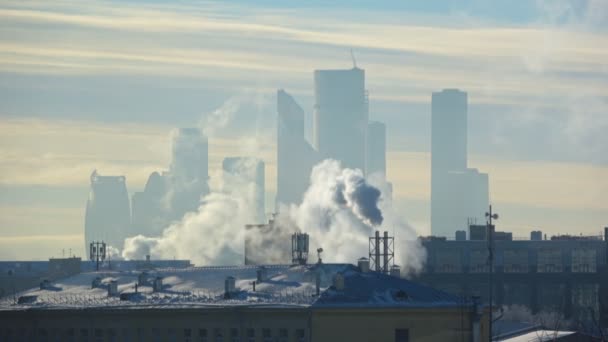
[350,49,357,68]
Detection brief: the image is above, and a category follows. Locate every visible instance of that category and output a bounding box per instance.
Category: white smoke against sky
[278,159,426,275]
[122,157,260,265]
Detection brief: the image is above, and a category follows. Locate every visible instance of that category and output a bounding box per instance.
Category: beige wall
[0,306,488,342]
[312,307,487,342]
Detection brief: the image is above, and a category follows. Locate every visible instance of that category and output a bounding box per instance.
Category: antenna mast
[350,49,357,68]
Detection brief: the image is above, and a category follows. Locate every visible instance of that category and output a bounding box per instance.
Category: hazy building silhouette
[167,128,209,220]
[131,171,170,237]
[223,157,265,224]
[276,89,319,207]
[366,121,386,177]
[313,68,368,172]
[84,170,131,251]
[431,89,489,236]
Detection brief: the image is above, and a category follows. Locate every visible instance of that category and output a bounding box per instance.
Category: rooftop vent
[152,276,163,292]
[390,265,401,278]
[357,257,370,273]
[138,271,149,286]
[224,276,236,298]
[393,289,409,301]
[107,280,118,297]
[17,295,37,304]
[91,276,102,289]
[39,279,51,290]
[333,273,345,291]
[256,267,268,282]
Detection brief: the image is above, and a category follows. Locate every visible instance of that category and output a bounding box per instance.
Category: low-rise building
[0,263,488,342]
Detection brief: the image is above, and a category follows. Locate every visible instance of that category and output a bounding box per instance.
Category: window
[214,328,223,342]
[246,329,255,342]
[262,328,271,342]
[230,328,239,342]
[278,329,288,342]
[80,328,89,342]
[136,328,144,342]
[199,329,208,342]
[395,329,409,342]
[168,328,176,342]
[152,328,160,342]
[122,328,130,342]
[108,329,116,342]
[295,329,305,342]
[184,328,192,342]
[94,329,103,342]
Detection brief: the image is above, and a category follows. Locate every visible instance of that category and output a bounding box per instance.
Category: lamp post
[486,205,498,342]
[89,241,107,271]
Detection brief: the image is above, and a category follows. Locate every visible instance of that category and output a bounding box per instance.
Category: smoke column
[278,159,425,274]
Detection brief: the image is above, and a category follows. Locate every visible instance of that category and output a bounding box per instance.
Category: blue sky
[0,0,606,259]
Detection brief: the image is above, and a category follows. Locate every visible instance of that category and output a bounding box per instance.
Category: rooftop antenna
[350,49,357,69]
[316,247,323,264]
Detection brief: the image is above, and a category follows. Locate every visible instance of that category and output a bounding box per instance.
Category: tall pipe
[383,231,389,274]
[375,231,380,272]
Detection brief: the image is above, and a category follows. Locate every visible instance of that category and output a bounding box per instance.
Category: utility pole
[485,205,499,342]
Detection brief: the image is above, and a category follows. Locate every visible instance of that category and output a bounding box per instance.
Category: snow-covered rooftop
[0,264,469,311]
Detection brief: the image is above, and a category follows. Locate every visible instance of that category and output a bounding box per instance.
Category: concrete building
[223,157,266,224]
[84,170,131,251]
[313,68,368,173]
[366,121,386,177]
[0,263,488,342]
[131,171,170,237]
[431,89,489,237]
[276,89,319,207]
[415,228,608,331]
[168,128,210,220]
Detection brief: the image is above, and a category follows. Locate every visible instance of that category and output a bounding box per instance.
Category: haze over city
[0,0,607,261]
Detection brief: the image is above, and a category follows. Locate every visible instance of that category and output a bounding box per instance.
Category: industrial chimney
[358,257,370,273]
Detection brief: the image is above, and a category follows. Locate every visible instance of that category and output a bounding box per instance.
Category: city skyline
[0,0,607,260]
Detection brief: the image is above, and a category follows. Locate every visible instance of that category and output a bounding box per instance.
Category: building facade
[313,68,368,173]
[430,89,489,237]
[415,228,608,329]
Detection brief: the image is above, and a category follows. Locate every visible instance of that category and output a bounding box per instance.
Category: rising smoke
[279,159,425,274]
[122,92,426,275]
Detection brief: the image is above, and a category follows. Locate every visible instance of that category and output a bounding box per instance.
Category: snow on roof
[496,329,577,342]
[0,264,467,311]
[314,269,467,308]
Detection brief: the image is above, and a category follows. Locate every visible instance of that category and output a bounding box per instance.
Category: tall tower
[84,170,131,251]
[431,89,488,236]
[276,89,319,207]
[313,68,368,172]
[222,157,266,224]
[168,128,209,219]
[366,121,386,177]
[431,89,468,174]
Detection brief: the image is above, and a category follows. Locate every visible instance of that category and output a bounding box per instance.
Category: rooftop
[1,263,471,311]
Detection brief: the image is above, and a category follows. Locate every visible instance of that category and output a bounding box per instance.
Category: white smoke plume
[123,158,261,265]
[278,159,426,274]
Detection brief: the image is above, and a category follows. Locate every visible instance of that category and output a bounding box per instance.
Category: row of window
[1,327,306,342]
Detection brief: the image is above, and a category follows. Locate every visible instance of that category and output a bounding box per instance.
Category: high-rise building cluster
[85,128,266,252]
[84,66,490,252]
[277,67,388,208]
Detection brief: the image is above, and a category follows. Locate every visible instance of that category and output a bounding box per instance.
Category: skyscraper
[431,89,489,236]
[313,68,368,172]
[222,157,265,224]
[168,128,209,220]
[276,89,319,207]
[366,121,386,177]
[131,171,170,237]
[84,170,131,251]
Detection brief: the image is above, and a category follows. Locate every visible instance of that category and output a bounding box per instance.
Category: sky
[0,0,607,260]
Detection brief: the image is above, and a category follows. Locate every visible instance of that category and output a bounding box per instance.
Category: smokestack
[375,231,380,271]
[224,276,236,299]
[383,231,389,273]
